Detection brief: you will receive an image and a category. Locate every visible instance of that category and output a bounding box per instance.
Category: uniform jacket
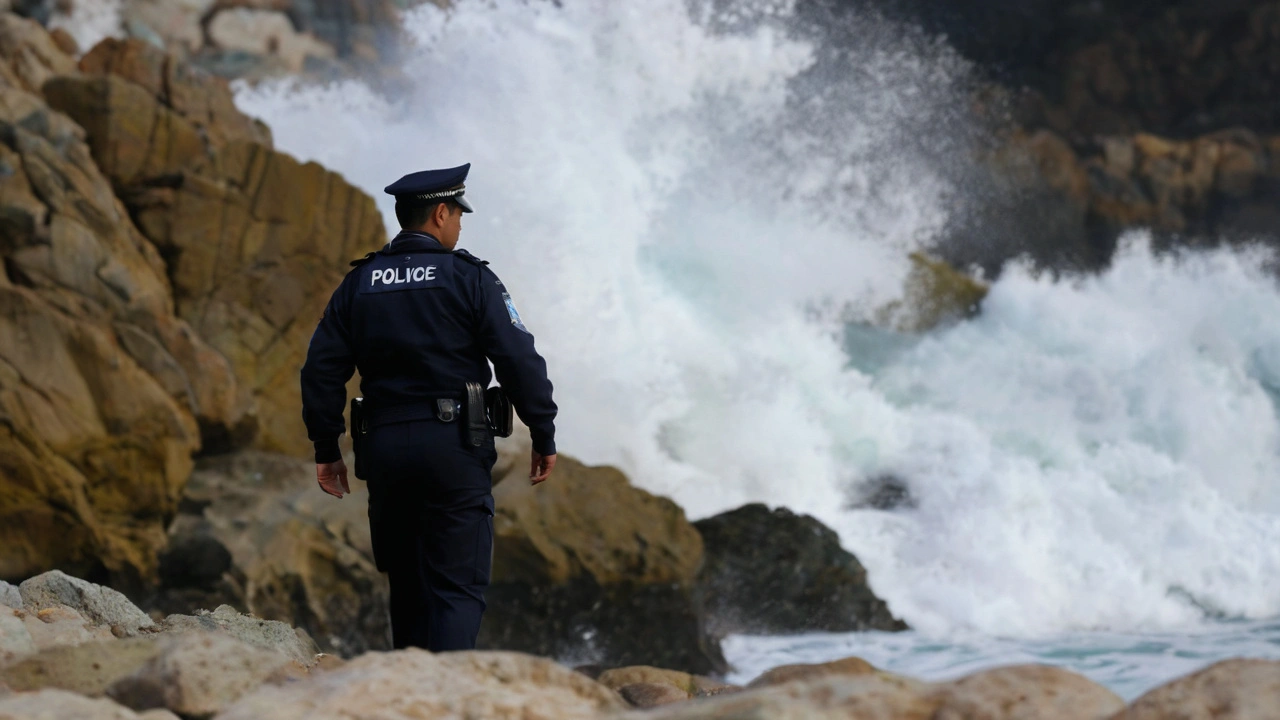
[301,231,557,463]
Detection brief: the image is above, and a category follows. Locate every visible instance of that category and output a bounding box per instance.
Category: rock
[881,252,989,332]
[0,13,78,94]
[206,9,335,73]
[0,637,167,697]
[748,656,877,688]
[0,608,34,668]
[119,0,212,53]
[19,571,154,637]
[218,649,628,720]
[693,504,906,637]
[106,632,292,718]
[598,666,696,694]
[149,451,390,658]
[159,606,319,668]
[20,606,114,652]
[619,683,690,708]
[47,27,77,57]
[1113,658,1280,720]
[138,710,181,720]
[480,455,725,674]
[0,689,145,720]
[618,672,937,720]
[931,664,1124,719]
[0,585,18,610]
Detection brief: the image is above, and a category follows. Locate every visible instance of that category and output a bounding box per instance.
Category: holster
[350,397,368,479]
[465,382,488,448]
[485,386,514,438]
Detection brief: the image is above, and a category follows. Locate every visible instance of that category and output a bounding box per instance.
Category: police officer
[300,163,557,652]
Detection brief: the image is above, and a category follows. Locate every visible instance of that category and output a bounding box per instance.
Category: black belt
[362,397,461,429]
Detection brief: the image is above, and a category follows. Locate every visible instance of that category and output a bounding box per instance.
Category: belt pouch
[485,386,514,438]
[465,382,487,448]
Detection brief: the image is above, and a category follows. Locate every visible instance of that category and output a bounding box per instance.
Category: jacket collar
[387,231,447,253]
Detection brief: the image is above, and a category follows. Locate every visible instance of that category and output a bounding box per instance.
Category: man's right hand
[530,451,556,485]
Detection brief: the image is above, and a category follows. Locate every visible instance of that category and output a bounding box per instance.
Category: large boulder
[693,504,906,637]
[1112,658,1280,720]
[933,664,1124,720]
[18,571,154,637]
[218,649,628,720]
[158,606,320,668]
[480,448,725,675]
[0,17,254,583]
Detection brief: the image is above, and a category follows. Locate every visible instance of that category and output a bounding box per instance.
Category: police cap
[384,163,474,213]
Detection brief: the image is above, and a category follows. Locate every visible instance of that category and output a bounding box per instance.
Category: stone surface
[1113,658,1280,720]
[693,504,906,637]
[218,649,628,720]
[159,605,319,668]
[106,632,292,718]
[0,608,33,668]
[931,664,1124,719]
[19,571,154,636]
[618,683,690,708]
[20,606,114,652]
[0,586,17,610]
[598,666,696,694]
[207,9,335,73]
[879,252,989,332]
[618,672,937,720]
[748,656,877,688]
[480,453,725,674]
[0,689,144,720]
[0,637,166,697]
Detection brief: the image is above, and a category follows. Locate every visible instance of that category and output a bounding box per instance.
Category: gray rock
[160,606,318,667]
[0,584,19,610]
[107,632,291,718]
[0,609,34,667]
[0,638,167,697]
[18,571,154,637]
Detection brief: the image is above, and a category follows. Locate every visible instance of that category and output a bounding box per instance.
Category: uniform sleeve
[476,269,558,456]
[301,276,356,463]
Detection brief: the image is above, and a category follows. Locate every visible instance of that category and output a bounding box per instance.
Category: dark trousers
[364,419,496,652]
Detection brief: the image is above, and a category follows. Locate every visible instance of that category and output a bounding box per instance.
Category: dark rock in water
[846,475,917,511]
[693,504,908,636]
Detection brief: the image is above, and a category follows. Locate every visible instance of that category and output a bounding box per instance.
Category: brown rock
[1113,658,1280,720]
[598,666,696,694]
[0,14,78,94]
[0,637,167,697]
[931,664,1124,720]
[619,683,691,708]
[218,649,628,720]
[620,672,937,720]
[47,28,77,58]
[748,656,877,688]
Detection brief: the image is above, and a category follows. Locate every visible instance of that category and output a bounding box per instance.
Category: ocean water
[77,0,1280,697]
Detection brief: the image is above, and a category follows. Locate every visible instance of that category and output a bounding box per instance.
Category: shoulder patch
[350,251,379,267]
[502,292,530,334]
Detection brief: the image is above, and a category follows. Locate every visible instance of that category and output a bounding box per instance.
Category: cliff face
[0,14,384,584]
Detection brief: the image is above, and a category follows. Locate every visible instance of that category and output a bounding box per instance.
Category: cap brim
[455,195,474,213]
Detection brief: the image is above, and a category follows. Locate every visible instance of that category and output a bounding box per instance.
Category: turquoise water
[725,619,1280,699]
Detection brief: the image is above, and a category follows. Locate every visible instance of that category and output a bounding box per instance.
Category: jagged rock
[106,632,292,719]
[1113,658,1280,720]
[0,689,145,720]
[218,649,628,720]
[932,665,1123,720]
[619,671,937,720]
[159,606,319,668]
[19,571,154,637]
[748,657,877,688]
[480,453,724,674]
[693,504,906,637]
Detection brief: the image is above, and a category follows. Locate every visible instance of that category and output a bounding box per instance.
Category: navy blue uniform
[300,230,556,651]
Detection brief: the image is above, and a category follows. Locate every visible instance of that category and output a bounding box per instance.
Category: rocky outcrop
[0,14,252,584]
[18,570,155,636]
[693,504,906,637]
[217,650,629,720]
[480,445,725,675]
[1113,658,1280,720]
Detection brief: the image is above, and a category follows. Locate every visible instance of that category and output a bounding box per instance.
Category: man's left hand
[317,459,351,498]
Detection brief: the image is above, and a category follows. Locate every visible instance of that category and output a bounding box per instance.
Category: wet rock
[619,683,690,708]
[19,571,154,637]
[159,605,318,668]
[693,504,906,637]
[0,689,145,720]
[846,474,916,511]
[748,656,877,688]
[218,649,628,720]
[619,672,937,720]
[106,632,292,719]
[0,13,77,93]
[480,452,725,674]
[1112,658,1280,720]
[931,664,1124,719]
